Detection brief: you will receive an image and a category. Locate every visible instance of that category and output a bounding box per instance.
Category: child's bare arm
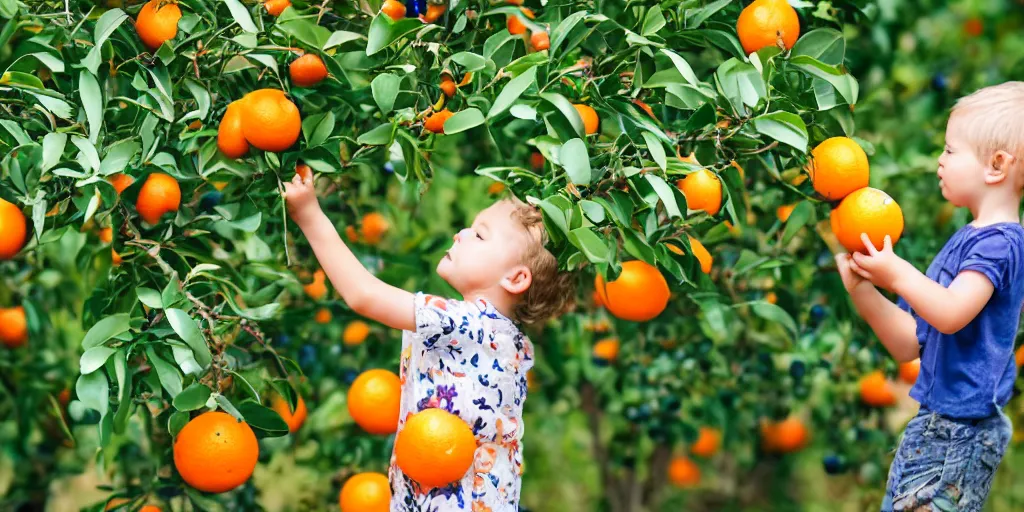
[852,234,995,336]
[283,174,415,332]
[837,254,920,361]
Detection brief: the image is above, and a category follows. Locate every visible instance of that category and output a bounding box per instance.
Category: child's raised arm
[836,253,920,361]
[283,173,416,332]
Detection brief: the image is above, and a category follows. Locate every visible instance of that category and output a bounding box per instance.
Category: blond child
[284,174,575,511]
[836,82,1024,511]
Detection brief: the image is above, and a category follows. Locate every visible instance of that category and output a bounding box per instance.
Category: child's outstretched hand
[851,234,914,293]
[835,253,872,294]
[282,172,321,225]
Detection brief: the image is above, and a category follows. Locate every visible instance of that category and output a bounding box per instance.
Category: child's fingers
[883,235,893,252]
[860,233,879,255]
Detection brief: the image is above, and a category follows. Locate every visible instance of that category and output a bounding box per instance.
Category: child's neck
[461,289,518,321]
[968,190,1022,226]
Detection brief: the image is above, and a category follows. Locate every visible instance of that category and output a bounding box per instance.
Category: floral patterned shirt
[389,293,534,512]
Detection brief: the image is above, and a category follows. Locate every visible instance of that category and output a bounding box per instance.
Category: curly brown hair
[504,196,577,325]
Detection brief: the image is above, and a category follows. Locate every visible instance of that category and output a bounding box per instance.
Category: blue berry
[384,162,395,173]
[823,454,845,475]
[199,191,223,212]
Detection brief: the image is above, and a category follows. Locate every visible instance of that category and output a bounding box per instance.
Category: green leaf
[85,8,128,74]
[791,28,846,66]
[715,58,765,114]
[324,30,363,50]
[698,29,745,59]
[80,346,116,374]
[41,132,67,173]
[366,15,422,56]
[137,288,163,310]
[215,395,244,421]
[24,52,65,73]
[169,410,189,437]
[642,5,666,36]
[451,52,488,72]
[488,65,537,119]
[224,0,258,33]
[751,302,798,339]
[146,347,182,398]
[537,196,571,238]
[780,201,813,244]
[539,92,585,139]
[641,131,667,171]
[751,111,809,152]
[789,55,858,105]
[170,341,203,376]
[357,123,393,145]
[550,11,586,56]
[644,174,681,219]
[505,52,548,77]
[165,309,213,369]
[173,383,212,411]
[684,0,732,29]
[79,71,103,144]
[76,372,108,416]
[186,488,228,512]
[559,138,591,186]
[1,71,43,88]
[302,111,336,147]
[660,49,700,87]
[568,228,610,263]
[81,314,131,349]
[371,73,401,113]
[510,104,536,120]
[99,140,140,175]
[620,226,657,265]
[113,350,132,434]
[238,400,290,438]
[443,108,485,134]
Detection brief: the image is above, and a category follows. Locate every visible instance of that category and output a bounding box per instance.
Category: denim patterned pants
[881,408,1012,512]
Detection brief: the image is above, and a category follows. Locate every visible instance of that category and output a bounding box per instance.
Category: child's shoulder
[962,222,1024,253]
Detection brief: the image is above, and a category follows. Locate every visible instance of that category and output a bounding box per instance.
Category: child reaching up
[283,174,575,511]
[836,82,1024,512]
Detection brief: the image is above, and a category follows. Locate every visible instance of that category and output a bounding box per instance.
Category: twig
[741,140,780,156]
[581,383,621,511]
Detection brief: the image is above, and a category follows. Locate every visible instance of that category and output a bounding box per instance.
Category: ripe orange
[394,408,477,488]
[592,337,620,362]
[573,104,599,135]
[136,173,181,225]
[99,227,113,244]
[830,187,904,254]
[271,395,307,434]
[530,31,549,51]
[667,237,712,274]
[314,307,332,324]
[964,17,983,37]
[0,198,27,260]
[776,204,796,222]
[240,89,301,152]
[0,306,28,348]
[105,499,160,512]
[761,417,809,453]
[424,109,454,134]
[361,212,389,245]
[343,321,371,346]
[1016,345,1024,368]
[690,427,721,458]
[677,169,722,216]
[290,54,328,88]
[859,370,897,407]
[765,291,778,304]
[217,101,249,159]
[736,0,800,55]
[381,0,406,20]
[422,3,446,23]
[339,473,390,512]
[173,411,259,493]
[304,269,328,301]
[345,225,358,243]
[108,173,135,195]
[347,369,401,435]
[440,76,456,98]
[530,152,545,170]
[112,249,123,266]
[135,0,181,51]
[809,137,870,201]
[667,456,700,488]
[899,359,921,385]
[507,14,527,35]
[487,182,506,195]
[594,260,670,322]
[264,0,290,16]
[58,388,71,406]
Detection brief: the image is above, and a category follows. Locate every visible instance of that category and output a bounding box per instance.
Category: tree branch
[581,382,622,512]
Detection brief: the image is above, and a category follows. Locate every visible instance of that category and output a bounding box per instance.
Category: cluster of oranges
[134,0,296,51]
[218,89,303,159]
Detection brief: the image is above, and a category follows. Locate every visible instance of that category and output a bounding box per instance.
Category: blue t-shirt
[898,222,1024,419]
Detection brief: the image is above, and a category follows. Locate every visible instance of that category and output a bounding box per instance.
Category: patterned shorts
[882,408,1012,512]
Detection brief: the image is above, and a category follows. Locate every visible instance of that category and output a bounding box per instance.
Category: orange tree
[0,0,940,510]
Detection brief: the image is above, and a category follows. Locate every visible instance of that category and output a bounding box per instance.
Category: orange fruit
[394,408,477,488]
[422,3,446,23]
[0,306,28,348]
[594,260,670,322]
[106,500,159,512]
[188,119,202,130]
[736,0,800,55]
[58,388,71,406]
[507,14,527,35]
[899,359,921,385]
[440,76,456,98]
[487,182,506,195]
[264,0,290,16]
[761,417,809,453]
[289,54,328,88]
[314,308,332,324]
[809,137,870,201]
[360,212,389,245]
[344,225,358,243]
[112,248,123,266]
[99,227,113,244]
[424,109,454,134]
[240,89,301,152]
[271,395,308,434]
[964,17,983,37]
[668,237,712,274]
[108,173,135,195]
[304,269,328,301]
[829,187,904,254]
[530,31,550,51]
[343,321,371,346]
[136,173,181,225]
[859,370,897,407]
[135,0,181,51]
[530,152,545,170]
[217,101,249,158]
[690,427,721,458]
[381,0,406,20]
[667,456,700,488]
[347,369,401,435]
[573,104,599,135]
[1016,345,1024,368]
[765,291,778,304]
[339,473,390,512]
[173,411,259,493]
[677,169,722,216]
[0,198,27,260]
[592,337,620,362]
[777,204,796,222]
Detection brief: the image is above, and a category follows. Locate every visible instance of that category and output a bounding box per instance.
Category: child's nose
[454,228,472,242]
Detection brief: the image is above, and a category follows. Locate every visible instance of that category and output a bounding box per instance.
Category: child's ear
[985,150,1017,184]
[500,265,533,295]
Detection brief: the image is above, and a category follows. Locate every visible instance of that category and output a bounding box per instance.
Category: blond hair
[504,196,576,325]
[950,82,1024,179]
